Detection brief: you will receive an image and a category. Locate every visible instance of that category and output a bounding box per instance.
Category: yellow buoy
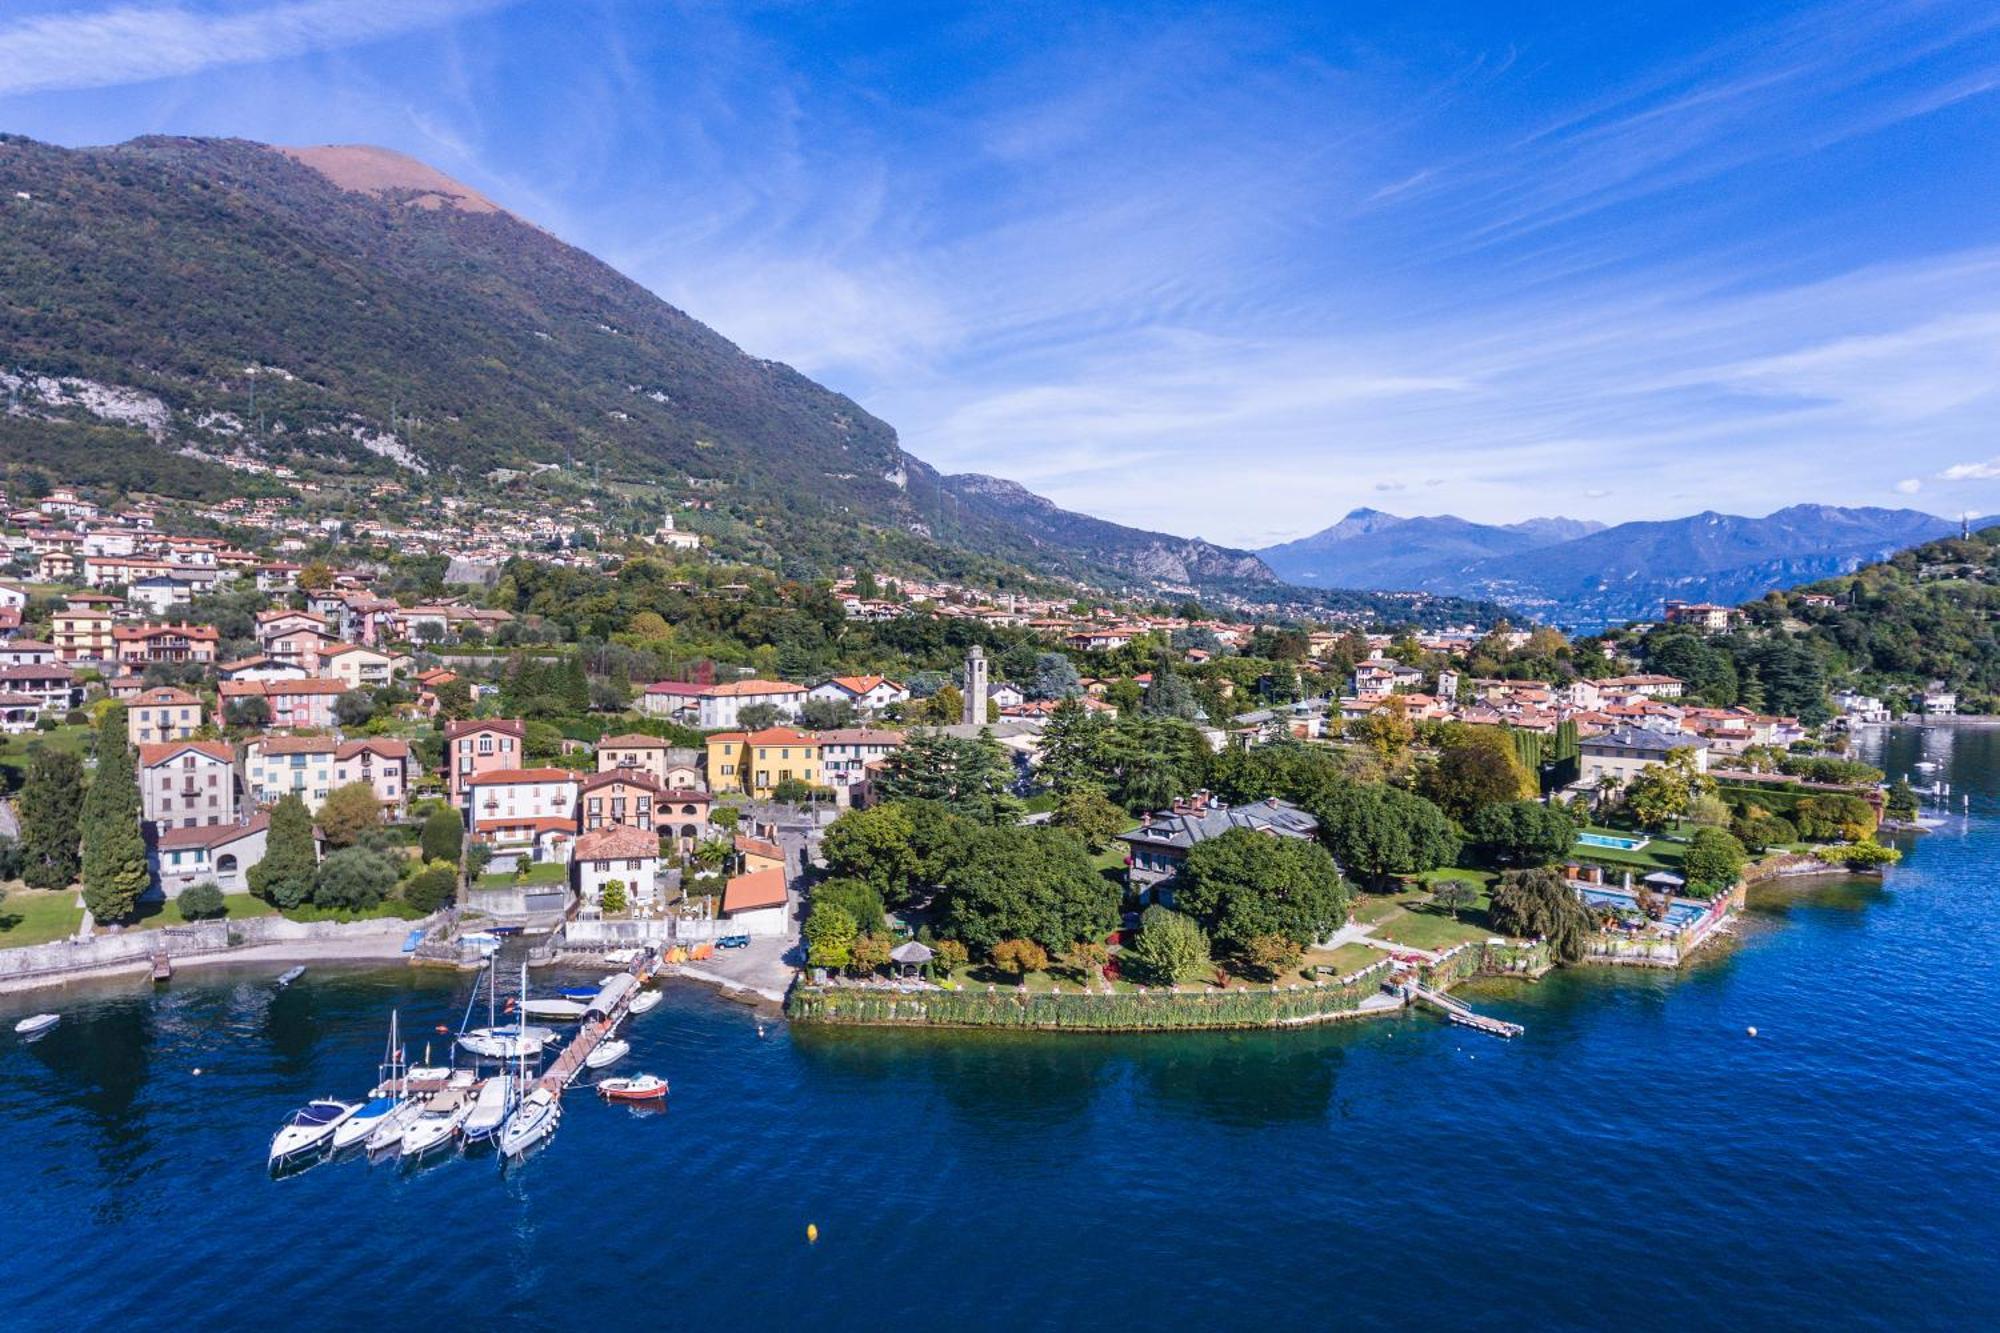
[806,1223,819,1244]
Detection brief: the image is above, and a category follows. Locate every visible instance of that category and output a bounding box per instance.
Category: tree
[1623,749,1712,830]
[1883,779,1919,823]
[736,702,784,731]
[224,695,271,730]
[317,782,382,849]
[799,696,857,730]
[809,876,887,934]
[1060,938,1109,983]
[1685,793,1732,828]
[989,937,1048,978]
[1794,793,1877,842]
[850,932,894,977]
[1681,827,1748,898]
[1431,879,1476,920]
[313,846,398,910]
[1037,698,1112,795]
[1050,783,1126,852]
[822,804,922,905]
[1140,667,1199,721]
[1173,828,1349,952]
[924,685,964,725]
[1418,726,1534,820]
[81,710,147,922]
[249,794,318,909]
[177,881,226,920]
[803,903,858,971]
[334,689,377,727]
[931,937,968,974]
[1467,800,1578,867]
[600,878,628,914]
[1124,905,1211,985]
[1352,702,1414,764]
[402,862,457,913]
[17,747,85,890]
[1312,784,1460,887]
[297,560,334,592]
[937,825,1120,954]
[1488,866,1595,964]
[420,804,464,864]
[875,731,1020,823]
[1242,932,1302,980]
[1031,652,1082,701]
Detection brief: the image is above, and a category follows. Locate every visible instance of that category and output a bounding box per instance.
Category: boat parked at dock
[497,1087,560,1160]
[629,990,662,1015]
[270,1100,359,1167]
[398,1088,468,1160]
[461,1076,516,1144]
[584,1038,630,1070]
[597,1074,667,1102]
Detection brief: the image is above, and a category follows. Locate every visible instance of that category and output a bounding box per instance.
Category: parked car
[716,934,751,950]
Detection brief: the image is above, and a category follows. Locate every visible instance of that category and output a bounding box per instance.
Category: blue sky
[5,1,2000,546]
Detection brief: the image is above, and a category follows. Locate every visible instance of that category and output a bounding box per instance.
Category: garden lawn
[0,888,85,948]
[1573,825,1688,873]
[0,724,93,786]
[130,893,279,928]
[1303,942,1386,978]
[475,861,570,890]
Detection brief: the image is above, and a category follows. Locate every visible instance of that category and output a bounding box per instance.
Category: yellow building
[705,727,821,798]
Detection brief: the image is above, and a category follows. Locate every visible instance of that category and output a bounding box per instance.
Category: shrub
[402,863,457,914]
[1124,906,1211,985]
[178,881,227,920]
[313,846,399,911]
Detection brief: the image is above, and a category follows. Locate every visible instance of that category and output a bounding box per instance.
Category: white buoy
[1746,1026,1758,1038]
[191,1068,202,1076]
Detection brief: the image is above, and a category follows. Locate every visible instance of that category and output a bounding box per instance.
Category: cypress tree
[17,747,85,890]
[81,708,149,923]
[249,794,318,909]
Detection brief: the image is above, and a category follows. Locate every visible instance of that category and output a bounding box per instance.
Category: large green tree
[419,804,464,864]
[1173,828,1349,952]
[316,782,381,849]
[1049,782,1127,852]
[875,731,1021,823]
[81,709,148,922]
[1036,698,1112,794]
[1488,865,1595,965]
[313,845,399,910]
[249,794,318,909]
[17,747,85,890]
[937,825,1120,954]
[1467,800,1579,867]
[1123,905,1211,984]
[1680,827,1748,899]
[1312,784,1460,887]
[1418,725,1535,821]
[821,802,923,904]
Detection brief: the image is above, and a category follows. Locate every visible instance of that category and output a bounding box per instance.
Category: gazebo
[889,939,934,978]
[1643,871,1687,895]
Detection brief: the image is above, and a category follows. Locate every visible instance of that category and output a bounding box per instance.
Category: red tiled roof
[575,824,660,861]
[721,867,787,914]
[445,718,526,740]
[154,813,268,851]
[701,678,805,698]
[139,740,234,766]
[464,767,579,785]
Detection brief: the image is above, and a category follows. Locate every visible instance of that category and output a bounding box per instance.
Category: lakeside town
[0,474,1924,1036]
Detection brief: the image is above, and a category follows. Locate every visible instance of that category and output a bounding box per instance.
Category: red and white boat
[596,1074,669,1103]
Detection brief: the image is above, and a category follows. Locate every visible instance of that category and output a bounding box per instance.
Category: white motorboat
[364,1100,424,1157]
[596,1074,668,1102]
[275,966,305,988]
[398,1088,469,1160]
[13,1013,59,1036]
[269,1100,359,1167]
[584,1038,630,1070]
[498,1087,561,1160]
[457,1024,556,1061]
[336,1010,412,1151]
[461,1077,516,1143]
[518,998,588,1020]
[459,931,503,956]
[333,1095,401,1151]
[629,990,662,1015]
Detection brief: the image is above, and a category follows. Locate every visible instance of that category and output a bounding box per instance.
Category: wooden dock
[1409,984,1523,1039]
[534,955,653,1095]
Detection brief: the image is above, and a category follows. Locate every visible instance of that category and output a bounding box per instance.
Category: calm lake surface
[2,723,1996,1331]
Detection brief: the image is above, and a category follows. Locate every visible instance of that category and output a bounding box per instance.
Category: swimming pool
[1579,886,1706,929]
[1577,831,1651,852]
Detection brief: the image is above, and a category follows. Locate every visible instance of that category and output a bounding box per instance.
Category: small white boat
[13,1013,59,1036]
[461,1077,516,1143]
[275,966,305,988]
[629,990,662,1015]
[332,1095,402,1151]
[518,998,588,1020]
[603,948,640,965]
[364,1100,424,1157]
[398,1089,469,1160]
[498,1087,561,1160]
[403,1064,452,1085]
[456,1024,556,1061]
[584,1038,630,1070]
[459,932,503,956]
[269,1099,359,1167]
[596,1074,668,1102]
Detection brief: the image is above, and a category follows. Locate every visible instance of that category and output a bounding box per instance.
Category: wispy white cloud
[1896,478,1923,493]
[0,0,512,96]
[1942,459,2000,481]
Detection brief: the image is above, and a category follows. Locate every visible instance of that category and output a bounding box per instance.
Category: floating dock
[1408,984,1524,1039]
[535,956,652,1093]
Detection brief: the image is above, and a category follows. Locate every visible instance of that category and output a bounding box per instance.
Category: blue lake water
[2,723,1997,1330]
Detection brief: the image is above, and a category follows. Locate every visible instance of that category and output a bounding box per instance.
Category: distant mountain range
[1260,505,1957,628]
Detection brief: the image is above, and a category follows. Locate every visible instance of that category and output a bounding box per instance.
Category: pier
[1408,984,1524,1039]
[534,953,652,1094]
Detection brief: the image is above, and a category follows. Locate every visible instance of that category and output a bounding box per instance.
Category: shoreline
[0,935,416,997]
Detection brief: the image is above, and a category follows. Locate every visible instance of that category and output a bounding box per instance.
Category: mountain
[1259,509,1596,590]
[940,474,1275,586]
[1454,505,1957,628]
[0,133,1502,624]
[1261,502,1953,627]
